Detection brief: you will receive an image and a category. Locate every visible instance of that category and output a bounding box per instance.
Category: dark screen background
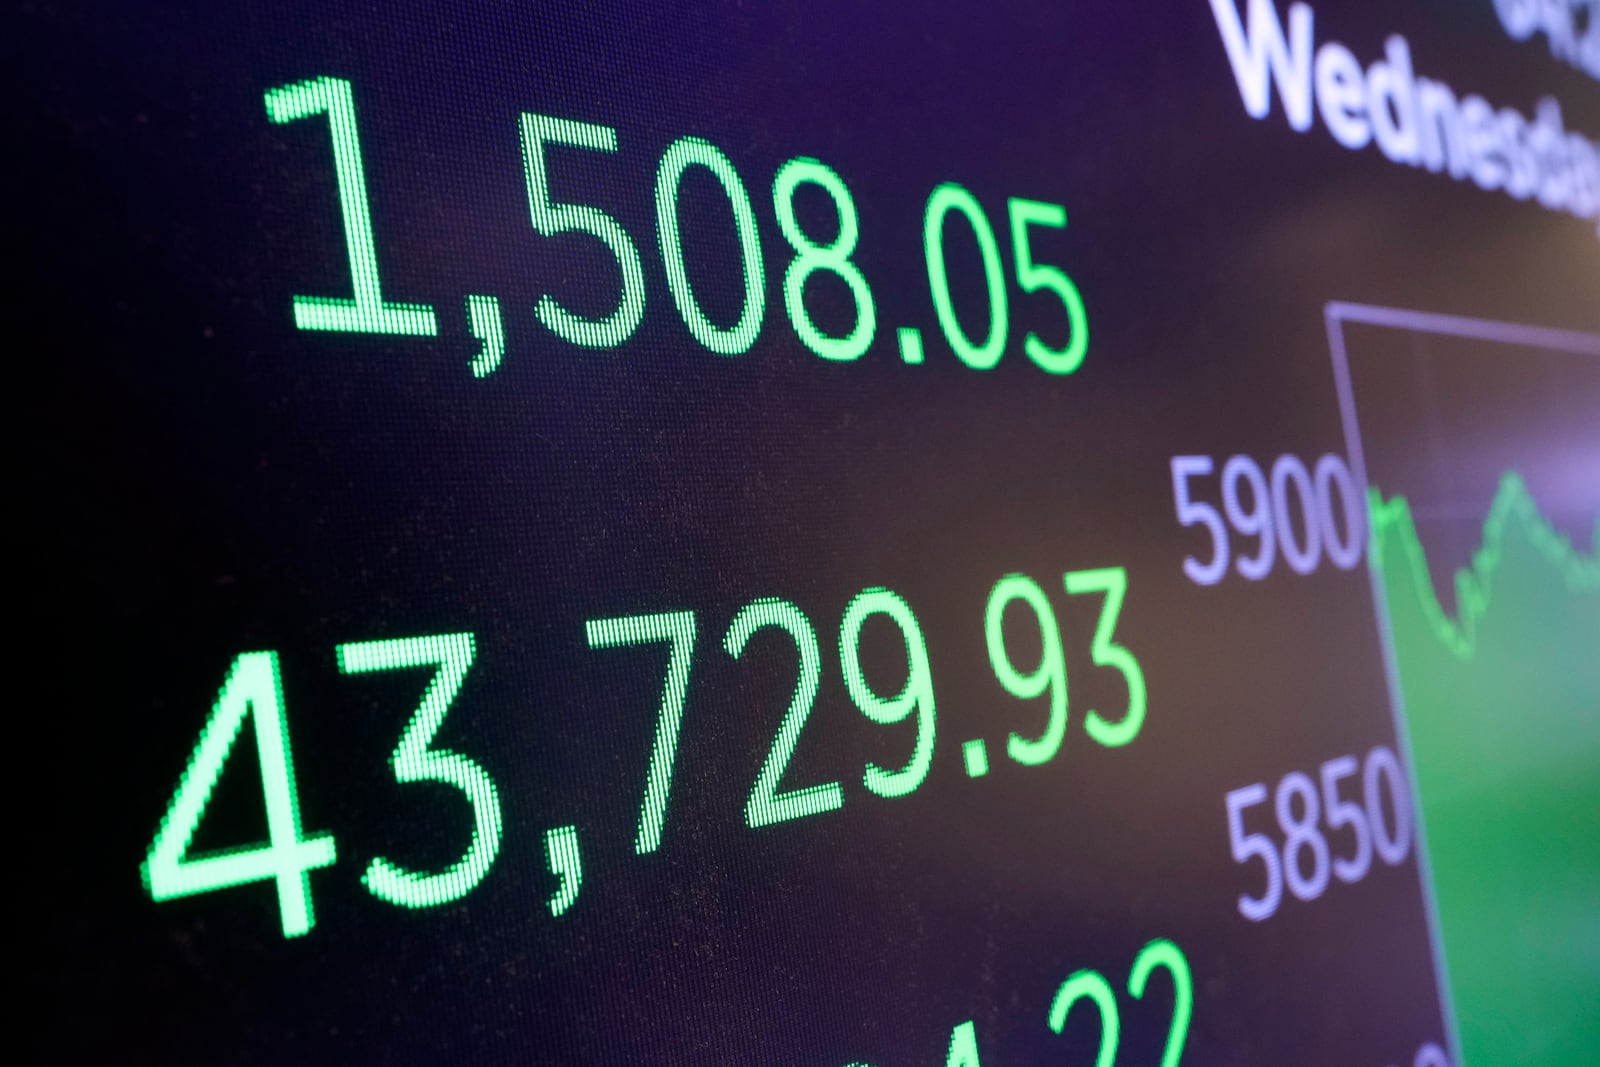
[16,1,1599,1063]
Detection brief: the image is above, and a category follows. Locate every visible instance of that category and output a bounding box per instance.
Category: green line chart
[1370,473,1600,1067]
[1369,472,1600,658]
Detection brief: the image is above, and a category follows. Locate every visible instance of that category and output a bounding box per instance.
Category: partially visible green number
[924,182,1008,370]
[1129,938,1194,1067]
[337,633,501,908]
[726,598,843,828]
[1008,197,1087,374]
[773,157,876,361]
[520,114,646,348]
[586,611,697,854]
[840,587,937,798]
[1047,938,1193,1067]
[655,137,765,355]
[946,1019,983,1067]
[263,77,437,336]
[985,574,1068,766]
[1065,567,1146,747]
[142,651,336,938]
[1048,968,1120,1067]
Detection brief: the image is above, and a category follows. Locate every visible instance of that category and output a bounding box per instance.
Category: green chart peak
[1368,471,1600,661]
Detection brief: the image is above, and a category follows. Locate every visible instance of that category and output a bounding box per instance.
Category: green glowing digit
[263,77,437,336]
[466,294,504,377]
[1128,938,1194,1067]
[142,651,336,938]
[1064,567,1146,747]
[336,633,500,908]
[520,114,646,348]
[585,612,697,854]
[773,157,876,361]
[655,137,764,355]
[1047,969,1120,1067]
[1007,197,1088,374]
[544,825,582,918]
[923,182,1008,370]
[946,1020,982,1066]
[840,587,936,798]
[985,574,1068,766]
[725,598,844,828]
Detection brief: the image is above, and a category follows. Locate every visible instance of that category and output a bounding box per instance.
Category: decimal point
[897,327,925,365]
[962,738,989,778]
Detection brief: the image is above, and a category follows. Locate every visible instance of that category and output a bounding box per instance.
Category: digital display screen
[22,2,1599,1064]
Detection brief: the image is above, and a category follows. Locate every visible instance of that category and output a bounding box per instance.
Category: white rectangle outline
[1323,302,1600,1067]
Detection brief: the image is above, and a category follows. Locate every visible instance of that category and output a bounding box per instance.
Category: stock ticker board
[18,1,1600,1064]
